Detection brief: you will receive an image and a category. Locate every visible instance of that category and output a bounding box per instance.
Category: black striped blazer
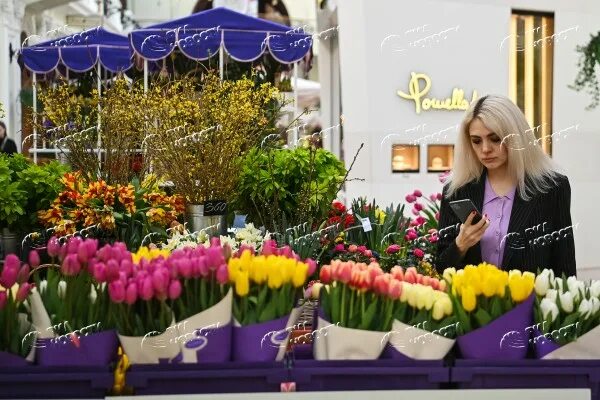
[435,169,576,277]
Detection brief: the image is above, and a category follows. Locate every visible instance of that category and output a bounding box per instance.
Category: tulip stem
[340,285,346,327]
[348,289,355,326]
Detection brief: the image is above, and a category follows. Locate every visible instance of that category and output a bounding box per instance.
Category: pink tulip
[120,260,133,277]
[407,230,418,241]
[429,194,437,202]
[390,266,404,281]
[67,237,82,255]
[237,244,255,257]
[367,263,383,283]
[152,268,169,293]
[0,291,6,309]
[96,244,111,262]
[437,193,443,201]
[168,280,182,300]
[412,208,420,216]
[206,247,224,270]
[307,259,317,276]
[404,267,418,284]
[388,279,402,299]
[105,259,120,282]
[216,263,228,285]
[364,250,373,257]
[386,244,401,254]
[177,258,192,279]
[16,283,33,302]
[0,263,19,289]
[334,244,345,253]
[125,282,138,305]
[357,246,367,253]
[85,239,99,256]
[77,244,90,264]
[47,237,61,258]
[373,274,391,295]
[140,277,154,300]
[61,254,81,276]
[413,190,423,198]
[319,265,332,284]
[435,212,440,221]
[261,240,277,256]
[93,262,107,282]
[348,244,358,253]
[58,244,68,262]
[280,246,293,258]
[414,202,424,211]
[428,235,439,243]
[16,264,30,284]
[338,263,352,284]
[28,251,40,269]
[108,280,125,303]
[405,194,417,203]
[413,249,425,258]
[415,216,426,226]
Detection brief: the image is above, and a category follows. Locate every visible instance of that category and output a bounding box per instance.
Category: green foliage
[570,31,600,109]
[233,146,346,232]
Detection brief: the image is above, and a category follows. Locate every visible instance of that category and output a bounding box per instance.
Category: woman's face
[468,118,508,170]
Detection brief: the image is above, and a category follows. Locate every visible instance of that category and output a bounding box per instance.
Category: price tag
[203,200,227,216]
[360,217,372,232]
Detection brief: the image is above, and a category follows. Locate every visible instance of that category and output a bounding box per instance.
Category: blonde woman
[436,95,576,276]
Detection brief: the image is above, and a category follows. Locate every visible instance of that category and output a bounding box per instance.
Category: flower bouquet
[0,254,35,366]
[30,237,119,366]
[446,264,535,359]
[533,269,600,359]
[382,266,455,360]
[166,240,232,363]
[227,242,316,362]
[101,243,183,365]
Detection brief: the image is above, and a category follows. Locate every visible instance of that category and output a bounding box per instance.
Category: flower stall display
[38,173,184,250]
[30,238,119,366]
[446,264,535,359]
[227,243,316,362]
[0,254,35,365]
[533,269,600,359]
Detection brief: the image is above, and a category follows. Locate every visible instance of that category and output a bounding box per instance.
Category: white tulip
[590,297,600,316]
[589,280,600,298]
[535,270,552,296]
[569,287,582,303]
[545,289,558,301]
[57,280,67,299]
[567,276,579,291]
[89,285,97,304]
[39,280,48,294]
[559,291,574,313]
[555,279,564,291]
[578,299,592,320]
[540,298,559,322]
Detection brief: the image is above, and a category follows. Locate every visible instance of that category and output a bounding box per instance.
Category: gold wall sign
[398,72,478,114]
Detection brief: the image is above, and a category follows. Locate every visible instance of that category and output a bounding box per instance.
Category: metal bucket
[1,228,19,258]
[185,204,227,235]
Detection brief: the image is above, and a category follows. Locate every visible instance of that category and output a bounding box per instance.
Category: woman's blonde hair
[447,94,561,201]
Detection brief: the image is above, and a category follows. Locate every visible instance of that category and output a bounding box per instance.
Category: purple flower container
[36,330,119,366]
[232,315,291,362]
[532,327,562,359]
[452,359,600,400]
[0,364,113,399]
[457,293,535,360]
[290,359,449,391]
[0,351,29,367]
[126,362,291,395]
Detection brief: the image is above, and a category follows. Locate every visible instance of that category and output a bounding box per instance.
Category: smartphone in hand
[449,199,483,225]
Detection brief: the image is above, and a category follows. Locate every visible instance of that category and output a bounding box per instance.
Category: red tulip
[319,265,332,284]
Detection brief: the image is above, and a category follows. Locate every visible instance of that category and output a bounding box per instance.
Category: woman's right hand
[455,212,490,256]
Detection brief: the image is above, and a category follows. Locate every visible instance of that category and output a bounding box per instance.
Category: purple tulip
[125,282,138,305]
[28,251,41,269]
[216,263,228,285]
[108,280,125,303]
[168,280,182,300]
[16,283,33,302]
[16,264,30,284]
[0,291,6,309]
[47,237,61,258]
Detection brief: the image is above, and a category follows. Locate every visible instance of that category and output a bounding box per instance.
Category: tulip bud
[414,202,424,211]
[108,280,125,303]
[47,237,61,258]
[105,259,120,282]
[405,194,416,203]
[307,259,317,276]
[28,251,41,269]
[386,244,401,255]
[16,264,30,285]
[578,299,592,320]
[559,292,574,313]
[168,280,182,300]
[16,283,33,302]
[216,263,228,285]
[140,277,154,301]
[125,282,138,305]
[57,280,67,299]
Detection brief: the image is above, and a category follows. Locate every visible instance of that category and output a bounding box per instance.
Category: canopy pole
[293,62,299,145]
[219,29,224,80]
[97,59,102,163]
[144,59,148,93]
[33,73,37,164]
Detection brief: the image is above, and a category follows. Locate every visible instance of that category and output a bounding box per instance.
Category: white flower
[39,280,48,294]
[540,298,559,322]
[559,291,574,313]
[589,280,600,298]
[555,279,564,291]
[535,269,553,296]
[57,280,67,299]
[566,276,585,298]
[89,285,97,304]
[578,299,592,320]
[590,297,600,316]
[545,289,558,301]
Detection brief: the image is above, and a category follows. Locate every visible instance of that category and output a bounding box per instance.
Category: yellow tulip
[461,286,477,312]
[509,274,534,302]
[400,282,412,303]
[267,265,283,289]
[481,277,498,298]
[292,262,309,288]
[235,270,250,297]
[495,272,508,297]
[443,267,456,284]
[432,296,452,320]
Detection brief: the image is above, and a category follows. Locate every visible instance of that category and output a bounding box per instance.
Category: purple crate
[453,359,600,400]
[291,359,449,391]
[126,361,292,395]
[0,365,114,399]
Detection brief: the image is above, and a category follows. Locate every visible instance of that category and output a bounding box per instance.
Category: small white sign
[361,217,372,232]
